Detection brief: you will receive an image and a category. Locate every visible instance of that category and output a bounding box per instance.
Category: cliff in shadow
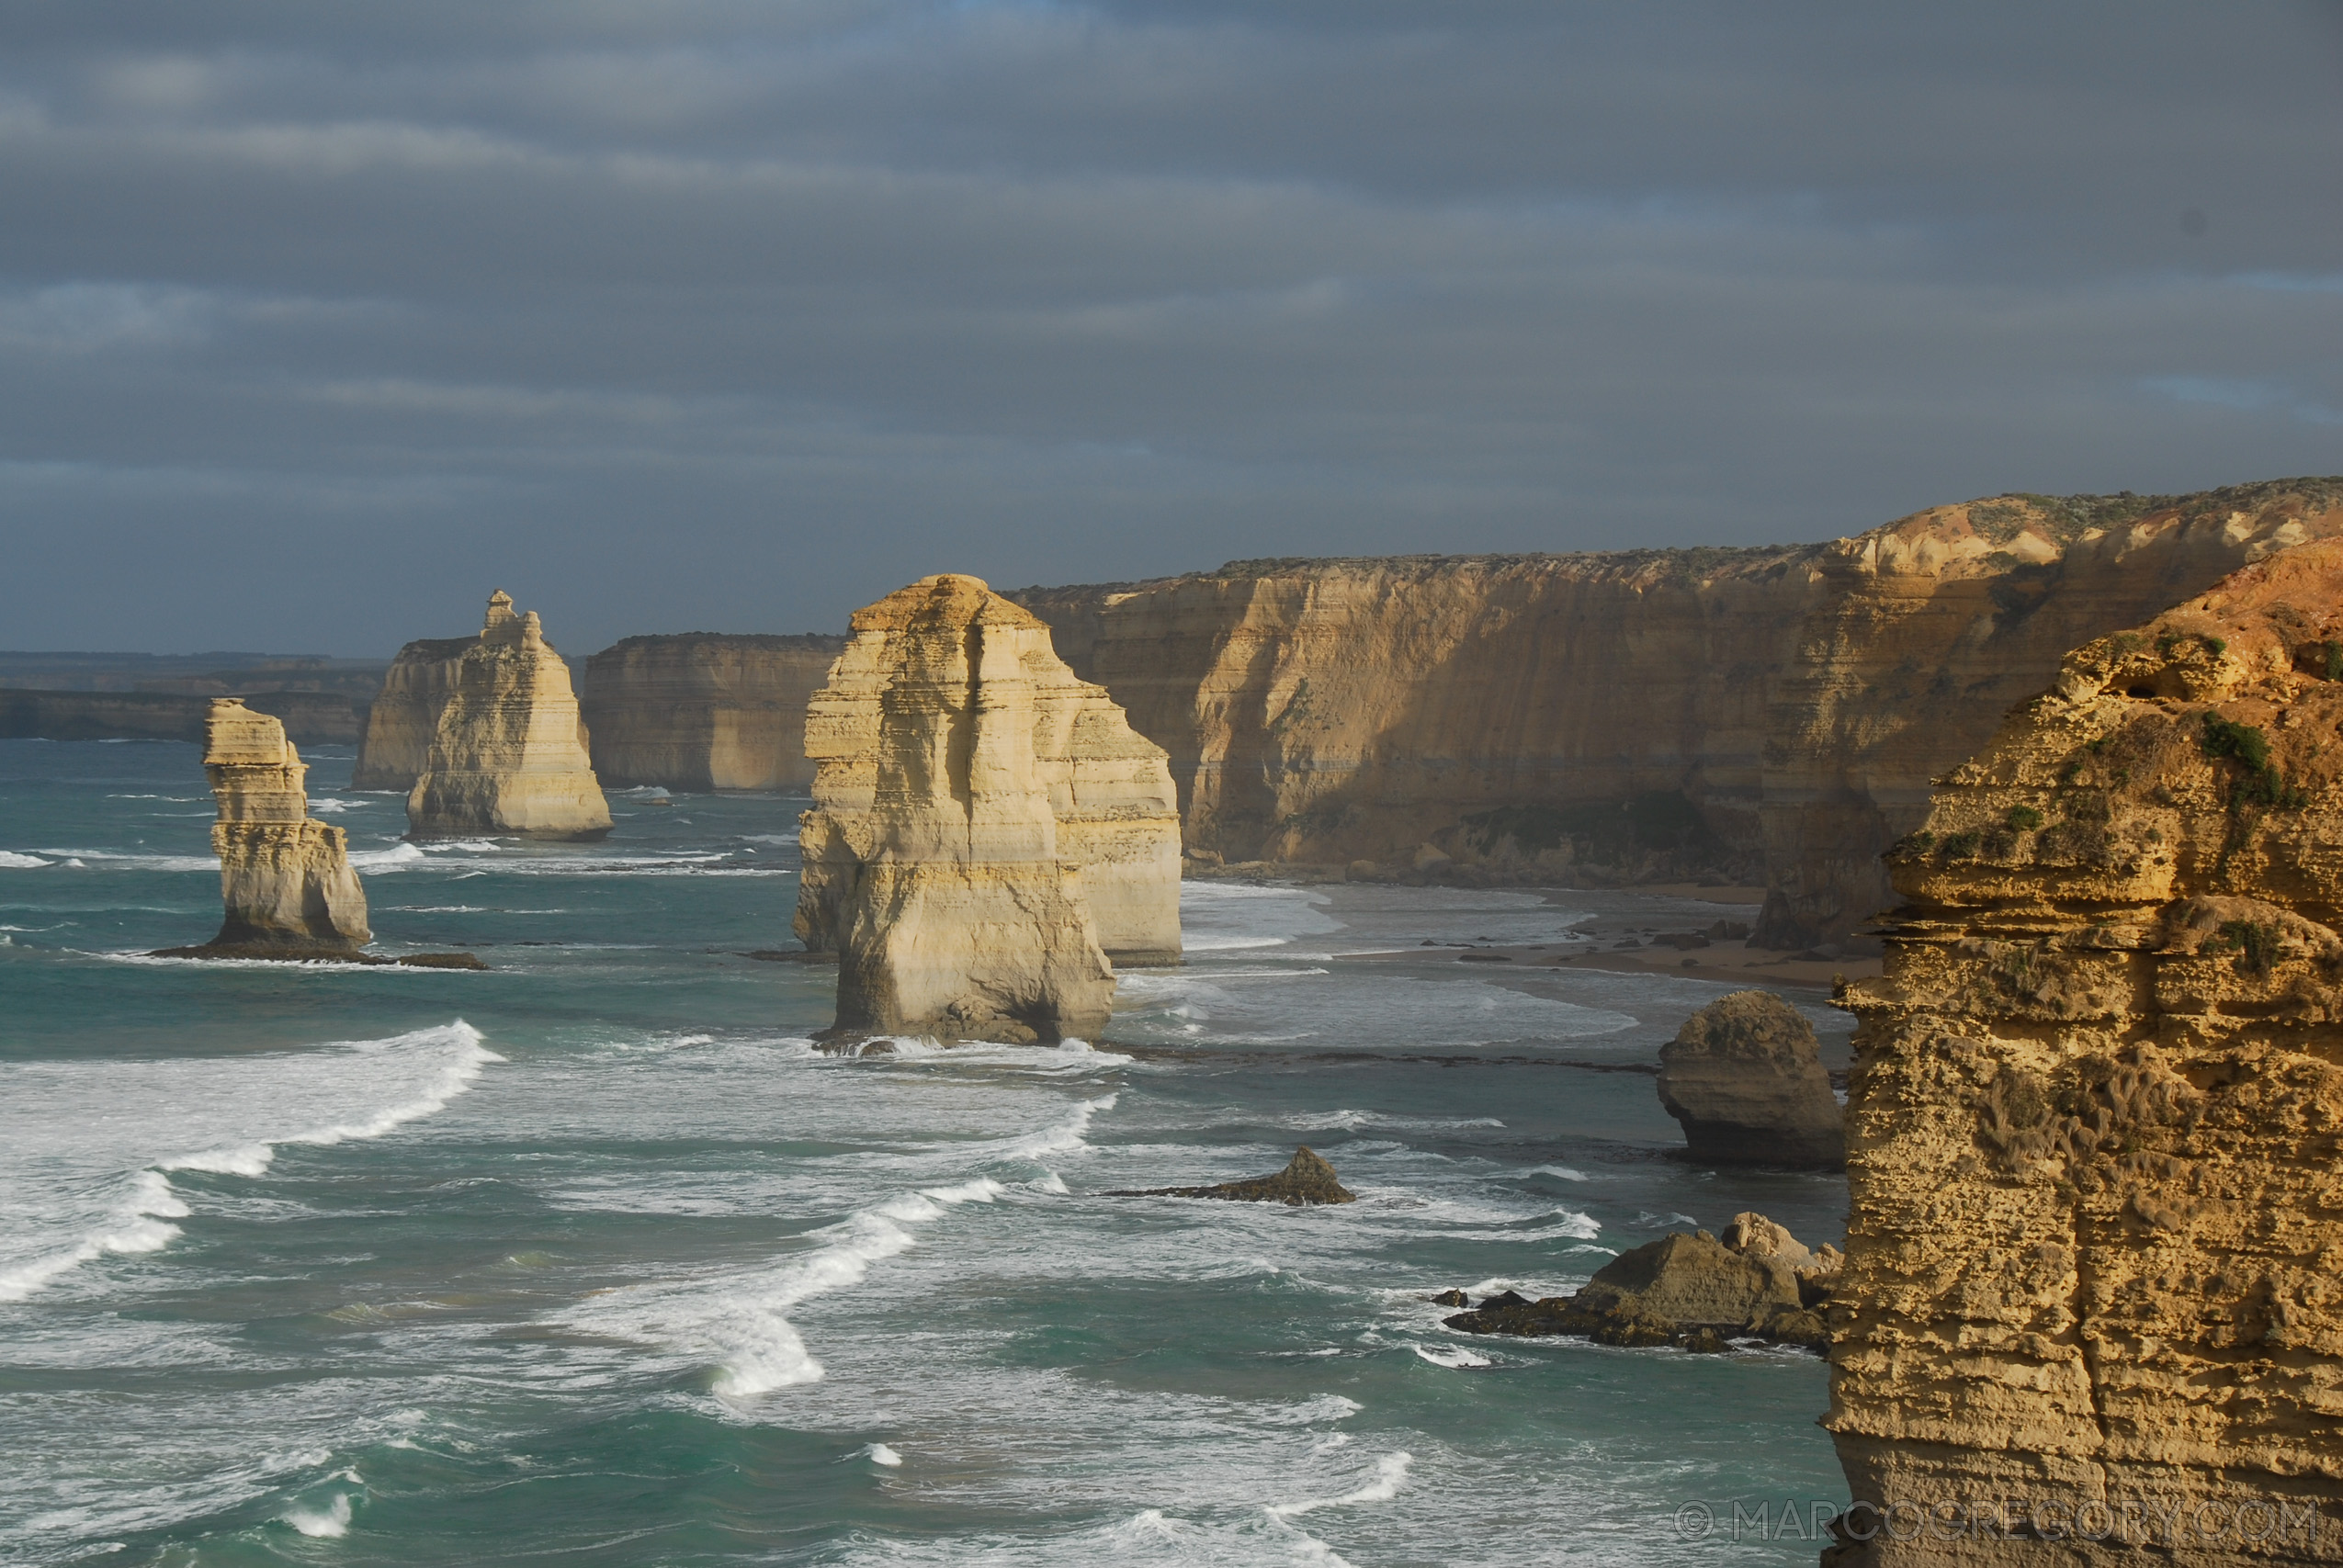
[578,634,846,792]
[1010,479,2343,947]
[0,688,368,745]
[1826,539,2343,1564]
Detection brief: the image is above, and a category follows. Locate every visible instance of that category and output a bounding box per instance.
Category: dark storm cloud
[2,1,2338,653]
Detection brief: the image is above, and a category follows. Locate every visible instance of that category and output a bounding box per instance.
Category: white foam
[866,1442,903,1467]
[0,1021,500,1303]
[390,905,485,913]
[1266,1450,1412,1517]
[1410,1343,1490,1369]
[305,797,368,814]
[281,1492,354,1537]
[1528,1165,1591,1181]
[0,852,51,868]
[347,842,426,868]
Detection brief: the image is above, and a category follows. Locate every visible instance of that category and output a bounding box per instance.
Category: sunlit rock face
[1012,479,2343,948]
[1827,540,2343,1564]
[204,697,370,948]
[578,633,847,793]
[351,635,478,792]
[406,592,612,840]
[794,574,1180,1043]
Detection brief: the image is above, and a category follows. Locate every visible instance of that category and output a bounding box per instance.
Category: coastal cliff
[407,592,611,840]
[578,634,845,792]
[1012,478,2343,946]
[1827,542,2343,1562]
[199,698,369,949]
[796,574,1179,1043]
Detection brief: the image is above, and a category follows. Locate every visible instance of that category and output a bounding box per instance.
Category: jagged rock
[406,592,612,840]
[1656,990,1845,1166]
[1010,479,2343,944]
[185,698,371,950]
[1829,539,2343,1562]
[794,575,1178,1043]
[1110,1146,1356,1205]
[351,635,478,791]
[1443,1213,1834,1350]
[579,633,847,792]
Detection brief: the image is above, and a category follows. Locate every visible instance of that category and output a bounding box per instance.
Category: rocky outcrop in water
[193,697,370,950]
[1657,989,1845,1166]
[1011,479,2343,947]
[406,592,611,840]
[1109,1146,1356,1204]
[1444,1212,1838,1351]
[1828,539,2343,1563]
[352,635,477,790]
[795,574,1178,1043]
[578,633,847,792]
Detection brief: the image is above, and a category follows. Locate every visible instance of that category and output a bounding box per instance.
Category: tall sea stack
[1828,541,2343,1562]
[406,592,612,840]
[200,697,370,950]
[794,574,1180,1043]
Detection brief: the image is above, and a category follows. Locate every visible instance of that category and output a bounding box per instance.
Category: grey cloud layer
[3,1,2338,652]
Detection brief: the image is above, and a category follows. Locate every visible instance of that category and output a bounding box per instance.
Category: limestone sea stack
[1828,539,2343,1562]
[350,635,479,791]
[1656,989,1845,1166]
[198,697,369,950]
[406,592,612,840]
[578,633,847,793]
[794,574,1179,1043]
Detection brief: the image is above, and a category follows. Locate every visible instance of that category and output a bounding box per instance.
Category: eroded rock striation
[1828,539,2343,1562]
[406,592,612,840]
[578,633,847,792]
[1657,989,1845,1166]
[196,697,370,950]
[1109,1146,1356,1204]
[1011,479,2343,946]
[793,574,1179,1043]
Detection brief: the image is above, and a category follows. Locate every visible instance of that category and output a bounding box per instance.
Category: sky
[3,2,2340,656]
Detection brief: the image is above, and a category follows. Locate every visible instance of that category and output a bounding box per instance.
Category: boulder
[1656,989,1844,1166]
[1442,1211,1836,1352]
[1110,1146,1356,1205]
[407,592,612,840]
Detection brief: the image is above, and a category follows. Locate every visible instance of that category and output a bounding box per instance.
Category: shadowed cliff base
[1011,477,2343,951]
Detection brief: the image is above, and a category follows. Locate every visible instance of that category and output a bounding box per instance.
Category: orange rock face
[1013,479,2343,946]
[1828,540,2343,1563]
[203,697,370,948]
[578,634,847,792]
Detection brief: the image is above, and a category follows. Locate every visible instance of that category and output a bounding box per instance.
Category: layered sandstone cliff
[200,697,370,949]
[1012,479,2343,947]
[1827,542,2343,1562]
[795,574,1180,1043]
[407,592,612,840]
[578,634,846,792]
[352,636,477,790]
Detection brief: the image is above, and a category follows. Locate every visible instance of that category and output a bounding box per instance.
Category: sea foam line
[566,1096,1114,1400]
[1266,1451,1414,1517]
[0,1021,500,1303]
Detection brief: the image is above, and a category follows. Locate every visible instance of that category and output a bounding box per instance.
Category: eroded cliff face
[795,574,1179,1043]
[1826,542,2343,1563]
[1013,479,2343,947]
[351,636,477,790]
[407,592,612,840]
[203,697,370,948]
[578,634,846,792]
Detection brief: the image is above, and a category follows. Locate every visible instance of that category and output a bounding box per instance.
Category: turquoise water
[1,740,1851,1566]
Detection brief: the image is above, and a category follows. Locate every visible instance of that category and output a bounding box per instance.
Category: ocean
[1,739,1851,1565]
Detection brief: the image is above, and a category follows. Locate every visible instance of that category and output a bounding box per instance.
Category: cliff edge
[578,633,846,792]
[1827,540,2343,1562]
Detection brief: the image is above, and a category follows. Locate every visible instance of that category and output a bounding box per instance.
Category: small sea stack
[794,573,1177,1044]
[1656,989,1844,1166]
[406,591,612,840]
[175,697,370,954]
[1109,1146,1357,1205]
